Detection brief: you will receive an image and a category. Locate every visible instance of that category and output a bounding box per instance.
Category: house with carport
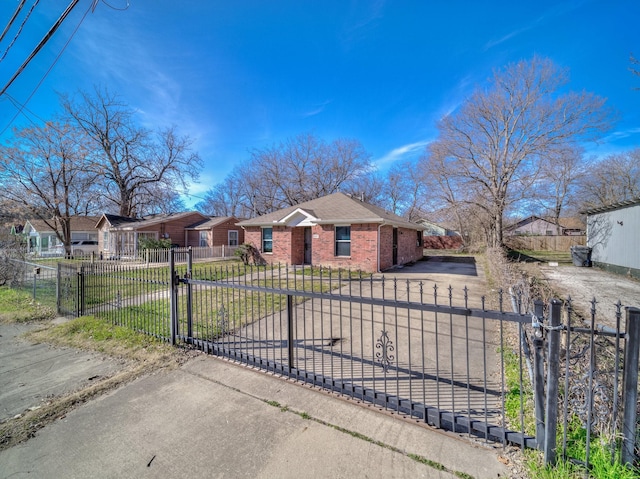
[237,192,424,273]
[96,211,207,258]
[96,211,244,259]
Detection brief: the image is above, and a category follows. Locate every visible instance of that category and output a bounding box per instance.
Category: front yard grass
[0,288,56,323]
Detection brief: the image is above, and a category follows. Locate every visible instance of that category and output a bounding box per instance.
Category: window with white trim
[262,227,273,253]
[199,231,209,247]
[335,226,351,256]
[228,230,239,246]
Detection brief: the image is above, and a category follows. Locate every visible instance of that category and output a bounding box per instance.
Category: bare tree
[575,149,640,209]
[341,171,386,207]
[0,121,98,255]
[536,146,585,224]
[381,159,430,221]
[61,88,202,217]
[206,133,372,216]
[631,53,640,89]
[196,173,251,217]
[132,183,186,216]
[422,56,612,248]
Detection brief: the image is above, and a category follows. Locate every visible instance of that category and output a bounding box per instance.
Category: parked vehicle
[70,240,99,256]
[53,240,99,256]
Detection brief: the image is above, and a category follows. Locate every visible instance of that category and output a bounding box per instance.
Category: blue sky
[1,0,639,207]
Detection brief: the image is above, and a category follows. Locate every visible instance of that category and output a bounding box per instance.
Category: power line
[0,0,80,97]
[0,1,93,136]
[0,0,27,43]
[0,0,40,63]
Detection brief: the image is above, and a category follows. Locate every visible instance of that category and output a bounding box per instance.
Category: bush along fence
[57,249,639,470]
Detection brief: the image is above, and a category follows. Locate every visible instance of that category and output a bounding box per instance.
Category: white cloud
[600,127,640,143]
[302,100,333,118]
[373,140,431,170]
[484,1,590,50]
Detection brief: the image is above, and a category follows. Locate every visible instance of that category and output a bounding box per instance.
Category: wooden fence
[504,235,586,251]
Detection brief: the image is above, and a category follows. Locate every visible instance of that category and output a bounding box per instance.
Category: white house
[584,199,640,279]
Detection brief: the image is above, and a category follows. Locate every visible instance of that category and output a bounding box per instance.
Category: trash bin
[570,246,592,267]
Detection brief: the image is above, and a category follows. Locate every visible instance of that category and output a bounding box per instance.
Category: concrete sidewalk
[0,354,511,479]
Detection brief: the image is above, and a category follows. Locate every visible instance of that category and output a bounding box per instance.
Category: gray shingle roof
[237,192,422,230]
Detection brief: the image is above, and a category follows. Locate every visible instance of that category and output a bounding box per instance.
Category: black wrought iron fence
[8,259,58,310]
[61,250,640,470]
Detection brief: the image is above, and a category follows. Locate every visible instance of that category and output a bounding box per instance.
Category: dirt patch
[525,263,640,328]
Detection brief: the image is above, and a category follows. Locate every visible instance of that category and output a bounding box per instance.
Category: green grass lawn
[0,288,56,323]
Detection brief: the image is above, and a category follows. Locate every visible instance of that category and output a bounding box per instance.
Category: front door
[392,228,398,265]
[304,227,312,264]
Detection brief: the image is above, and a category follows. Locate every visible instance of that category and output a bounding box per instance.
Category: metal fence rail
[79,262,173,339]
[56,251,640,468]
[170,260,536,447]
[8,259,58,310]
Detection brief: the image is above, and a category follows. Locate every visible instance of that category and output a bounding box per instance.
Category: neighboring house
[415,219,463,249]
[22,216,100,256]
[96,211,243,258]
[416,219,459,237]
[237,192,424,273]
[584,199,640,279]
[185,216,244,249]
[97,211,208,258]
[504,215,585,236]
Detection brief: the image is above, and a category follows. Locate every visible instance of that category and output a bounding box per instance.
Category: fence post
[169,249,177,345]
[533,300,546,448]
[76,266,85,317]
[544,299,562,466]
[56,263,61,315]
[287,294,294,372]
[186,247,193,340]
[621,307,640,466]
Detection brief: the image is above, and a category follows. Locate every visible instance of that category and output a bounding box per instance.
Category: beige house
[504,215,585,236]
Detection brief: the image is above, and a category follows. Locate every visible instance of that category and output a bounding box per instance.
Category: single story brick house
[236,192,424,272]
[96,212,244,258]
[185,216,244,249]
[96,211,208,257]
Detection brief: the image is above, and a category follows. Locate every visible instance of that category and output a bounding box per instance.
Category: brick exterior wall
[136,212,205,246]
[423,235,463,249]
[185,219,244,247]
[243,223,424,273]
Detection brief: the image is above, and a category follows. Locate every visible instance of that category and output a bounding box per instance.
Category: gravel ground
[535,263,640,329]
